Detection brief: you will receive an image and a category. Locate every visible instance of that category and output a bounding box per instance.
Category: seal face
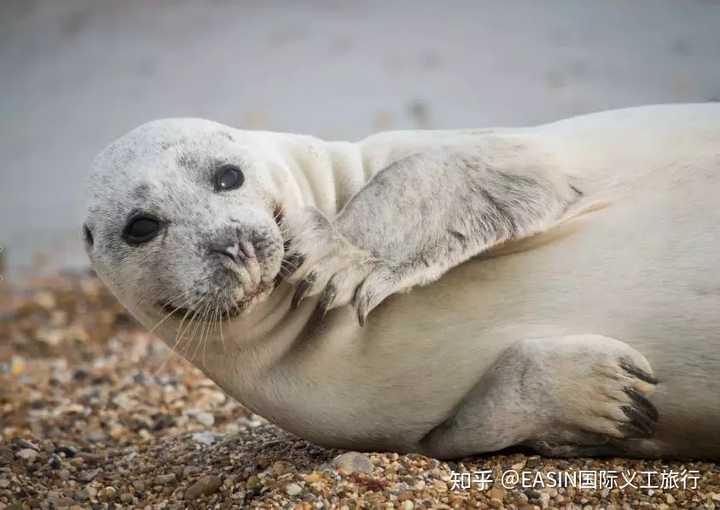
[85,119,286,331]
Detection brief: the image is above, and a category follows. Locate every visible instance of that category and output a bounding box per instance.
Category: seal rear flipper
[416,334,659,459]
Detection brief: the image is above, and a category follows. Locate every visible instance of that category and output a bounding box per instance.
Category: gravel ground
[1,273,719,509]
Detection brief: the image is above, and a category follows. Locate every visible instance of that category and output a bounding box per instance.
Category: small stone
[14,438,38,450]
[191,431,216,446]
[245,475,262,491]
[538,492,550,509]
[488,487,506,501]
[194,412,215,427]
[185,475,222,500]
[99,486,117,501]
[33,291,56,309]
[271,461,294,476]
[16,448,39,462]
[666,494,676,504]
[0,448,13,465]
[156,473,176,484]
[285,482,303,496]
[401,501,415,510]
[526,489,542,500]
[0,479,10,489]
[78,468,101,482]
[332,451,373,474]
[489,499,503,509]
[48,495,76,507]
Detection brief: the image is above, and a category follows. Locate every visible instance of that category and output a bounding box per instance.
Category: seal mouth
[157,281,274,322]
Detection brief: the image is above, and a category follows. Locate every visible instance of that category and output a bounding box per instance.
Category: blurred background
[1,0,720,280]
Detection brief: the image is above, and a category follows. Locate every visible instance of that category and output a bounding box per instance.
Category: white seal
[85,103,720,459]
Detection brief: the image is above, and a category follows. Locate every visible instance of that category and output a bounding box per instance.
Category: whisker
[152,293,205,376]
[219,300,228,354]
[190,300,210,363]
[148,291,195,334]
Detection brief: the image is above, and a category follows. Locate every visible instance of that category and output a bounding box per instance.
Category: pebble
[191,431,216,446]
[185,475,222,500]
[48,453,63,469]
[245,475,262,491]
[194,412,215,427]
[16,448,39,462]
[14,438,38,450]
[271,460,295,476]
[156,473,176,484]
[78,468,101,482]
[285,482,303,496]
[332,451,373,474]
[0,448,13,465]
[487,487,506,501]
[538,491,551,508]
[401,501,414,510]
[99,486,117,501]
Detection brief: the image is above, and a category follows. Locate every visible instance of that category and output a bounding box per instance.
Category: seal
[85,103,720,459]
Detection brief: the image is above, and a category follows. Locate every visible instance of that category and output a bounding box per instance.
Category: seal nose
[208,233,257,265]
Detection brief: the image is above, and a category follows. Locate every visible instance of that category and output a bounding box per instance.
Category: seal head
[84,119,288,332]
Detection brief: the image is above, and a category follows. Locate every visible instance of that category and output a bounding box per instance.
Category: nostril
[210,243,242,263]
[238,239,256,259]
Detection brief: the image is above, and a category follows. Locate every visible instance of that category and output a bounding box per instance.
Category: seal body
[86,104,720,459]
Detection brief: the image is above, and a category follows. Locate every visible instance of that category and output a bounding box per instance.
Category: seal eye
[214,165,244,192]
[82,224,94,247]
[122,215,161,245]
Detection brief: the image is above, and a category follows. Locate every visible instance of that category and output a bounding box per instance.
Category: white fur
[87,104,720,458]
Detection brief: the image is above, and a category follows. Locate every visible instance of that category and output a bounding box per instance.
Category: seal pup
[84,104,720,459]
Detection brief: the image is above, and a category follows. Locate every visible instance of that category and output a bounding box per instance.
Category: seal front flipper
[286,139,583,324]
[284,206,402,325]
[418,334,659,459]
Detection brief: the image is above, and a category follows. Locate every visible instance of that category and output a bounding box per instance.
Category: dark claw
[318,284,337,319]
[618,415,655,438]
[624,387,659,422]
[620,359,658,385]
[282,252,305,278]
[621,404,656,437]
[291,273,315,309]
[356,307,367,327]
[353,290,369,327]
